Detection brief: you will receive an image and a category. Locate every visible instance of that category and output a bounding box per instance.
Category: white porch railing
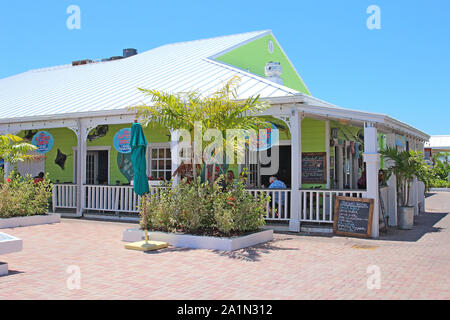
[52,185,372,225]
[299,189,366,223]
[52,184,77,211]
[84,185,167,213]
[247,189,291,221]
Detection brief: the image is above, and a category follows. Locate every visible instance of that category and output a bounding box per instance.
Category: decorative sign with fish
[113,128,132,154]
[32,131,54,154]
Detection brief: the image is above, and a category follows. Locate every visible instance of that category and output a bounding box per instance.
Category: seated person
[34,172,45,184]
[268,176,287,205]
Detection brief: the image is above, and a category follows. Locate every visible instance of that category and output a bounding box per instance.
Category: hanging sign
[302,152,327,184]
[395,134,406,148]
[113,128,132,154]
[248,123,279,151]
[32,131,54,154]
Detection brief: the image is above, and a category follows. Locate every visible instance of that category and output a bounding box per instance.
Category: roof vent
[264,61,283,85]
[72,59,94,67]
[123,48,138,58]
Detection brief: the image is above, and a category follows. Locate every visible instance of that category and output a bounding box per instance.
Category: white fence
[52,184,77,211]
[53,185,372,225]
[84,185,167,213]
[247,189,291,221]
[299,189,366,223]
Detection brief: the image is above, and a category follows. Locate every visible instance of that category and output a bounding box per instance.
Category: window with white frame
[148,145,172,181]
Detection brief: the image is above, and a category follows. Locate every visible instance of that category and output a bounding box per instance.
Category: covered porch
[1,96,428,238]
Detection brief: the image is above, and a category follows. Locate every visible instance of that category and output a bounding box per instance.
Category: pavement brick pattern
[0,192,449,300]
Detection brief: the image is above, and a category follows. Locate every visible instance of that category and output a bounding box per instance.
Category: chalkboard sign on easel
[333,196,374,238]
[302,152,326,184]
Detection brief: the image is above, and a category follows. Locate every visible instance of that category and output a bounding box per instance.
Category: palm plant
[131,76,271,182]
[0,134,38,182]
[381,147,431,206]
[0,134,37,164]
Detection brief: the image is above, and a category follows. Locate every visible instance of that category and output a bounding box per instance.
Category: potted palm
[382,147,430,229]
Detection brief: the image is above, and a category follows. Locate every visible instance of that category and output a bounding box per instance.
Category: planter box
[0,232,23,276]
[0,213,60,229]
[122,228,273,251]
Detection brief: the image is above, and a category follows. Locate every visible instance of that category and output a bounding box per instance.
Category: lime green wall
[20,124,170,185]
[18,128,77,183]
[301,118,326,188]
[86,124,170,184]
[215,34,310,94]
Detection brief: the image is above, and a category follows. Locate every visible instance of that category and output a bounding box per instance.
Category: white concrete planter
[0,213,61,229]
[122,228,273,251]
[0,232,23,276]
[398,206,414,230]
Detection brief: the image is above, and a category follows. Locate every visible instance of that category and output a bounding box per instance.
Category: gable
[214,34,310,95]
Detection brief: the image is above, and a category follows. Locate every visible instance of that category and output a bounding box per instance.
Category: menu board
[302,152,326,184]
[333,196,374,238]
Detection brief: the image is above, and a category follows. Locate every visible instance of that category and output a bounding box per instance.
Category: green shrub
[0,170,53,218]
[140,177,269,237]
[429,179,450,188]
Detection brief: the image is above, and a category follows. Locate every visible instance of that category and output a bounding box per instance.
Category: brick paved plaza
[0,192,449,300]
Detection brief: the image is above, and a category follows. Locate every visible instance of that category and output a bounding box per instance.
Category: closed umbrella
[130,122,149,197]
[125,122,167,251]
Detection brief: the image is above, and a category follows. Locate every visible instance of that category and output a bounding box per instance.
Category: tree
[381,147,432,206]
[131,76,271,182]
[0,134,38,181]
[0,134,37,164]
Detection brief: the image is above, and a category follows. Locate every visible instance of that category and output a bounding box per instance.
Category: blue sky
[0,0,448,135]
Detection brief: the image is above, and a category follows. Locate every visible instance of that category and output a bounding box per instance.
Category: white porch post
[170,129,180,186]
[73,120,89,217]
[385,133,398,226]
[363,122,380,238]
[289,109,302,232]
[325,120,331,189]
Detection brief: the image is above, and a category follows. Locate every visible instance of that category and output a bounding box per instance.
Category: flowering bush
[0,170,53,218]
[140,177,269,237]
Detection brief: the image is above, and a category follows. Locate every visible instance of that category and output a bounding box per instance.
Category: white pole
[289,108,302,232]
[325,120,330,189]
[170,129,180,186]
[385,133,398,226]
[363,122,380,238]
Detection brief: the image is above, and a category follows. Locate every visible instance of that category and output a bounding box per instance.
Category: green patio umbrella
[130,122,149,196]
[125,122,168,251]
[130,122,150,242]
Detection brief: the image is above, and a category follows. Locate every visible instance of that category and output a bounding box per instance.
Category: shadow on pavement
[212,237,299,262]
[379,211,447,242]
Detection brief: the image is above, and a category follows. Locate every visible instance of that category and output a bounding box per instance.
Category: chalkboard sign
[302,152,326,184]
[333,196,374,238]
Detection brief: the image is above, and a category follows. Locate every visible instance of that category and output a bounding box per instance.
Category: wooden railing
[52,184,77,211]
[299,189,366,223]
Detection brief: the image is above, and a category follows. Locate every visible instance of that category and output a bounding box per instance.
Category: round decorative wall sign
[248,122,279,151]
[113,128,132,154]
[32,131,54,154]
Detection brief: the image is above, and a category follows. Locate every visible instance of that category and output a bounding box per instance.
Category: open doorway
[74,147,110,185]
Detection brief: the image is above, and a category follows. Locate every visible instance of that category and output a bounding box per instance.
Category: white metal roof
[0,30,298,121]
[425,135,450,149]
